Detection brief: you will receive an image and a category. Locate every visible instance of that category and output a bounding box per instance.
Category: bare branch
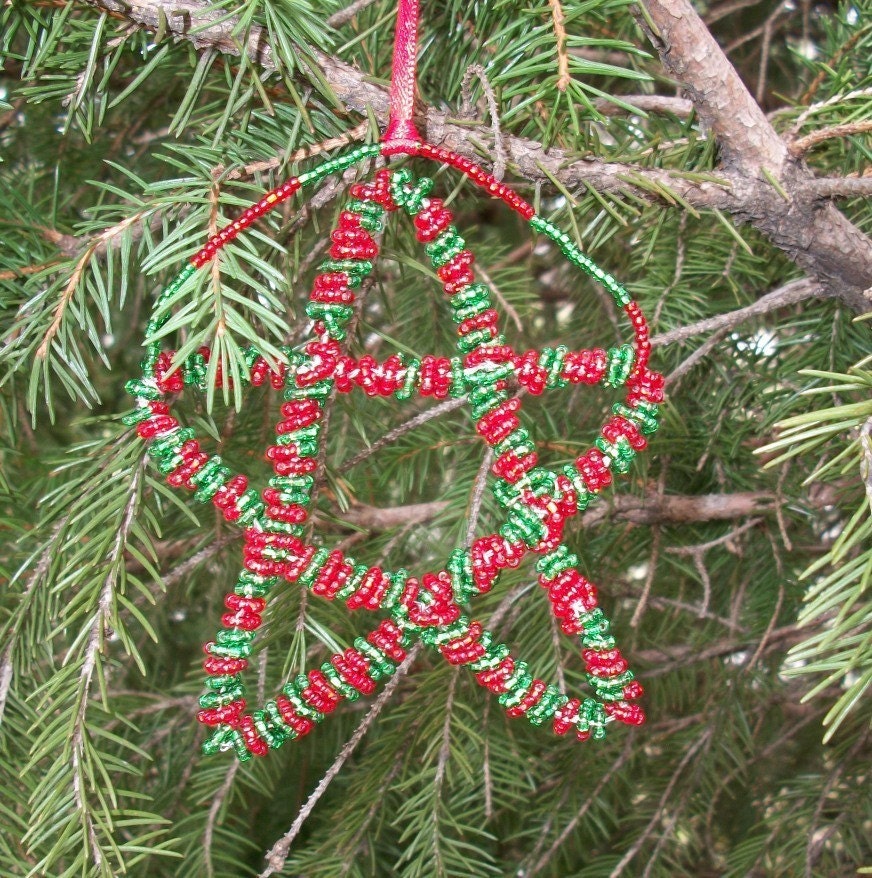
[651,278,820,347]
[791,120,872,156]
[594,94,694,117]
[337,500,449,531]
[637,0,872,309]
[809,175,872,199]
[580,491,774,528]
[260,645,423,877]
[327,0,378,28]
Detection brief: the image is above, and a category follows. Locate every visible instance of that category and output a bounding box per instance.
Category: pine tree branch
[593,94,694,117]
[75,0,872,313]
[0,516,69,726]
[203,761,239,878]
[609,727,714,877]
[635,0,872,311]
[524,735,637,876]
[651,278,821,347]
[70,461,144,870]
[547,0,571,92]
[260,645,423,877]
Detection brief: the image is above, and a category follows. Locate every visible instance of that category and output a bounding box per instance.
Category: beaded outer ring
[124,144,665,760]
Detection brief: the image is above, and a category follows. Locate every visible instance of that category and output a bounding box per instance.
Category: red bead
[197,700,246,727]
[368,619,407,662]
[437,250,475,294]
[414,199,453,242]
[204,653,249,676]
[492,449,538,483]
[553,698,580,736]
[276,695,315,736]
[505,679,547,718]
[604,701,646,726]
[476,656,514,693]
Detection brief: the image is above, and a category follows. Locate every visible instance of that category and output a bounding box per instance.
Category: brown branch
[593,94,694,117]
[638,0,788,171]
[809,175,872,199]
[336,500,448,531]
[0,260,63,281]
[790,120,872,156]
[580,491,775,528]
[327,0,378,28]
[35,211,147,359]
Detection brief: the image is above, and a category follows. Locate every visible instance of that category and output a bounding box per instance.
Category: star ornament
[124,146,665,761]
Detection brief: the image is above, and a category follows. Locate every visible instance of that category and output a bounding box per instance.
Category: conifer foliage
[1,0,870,875]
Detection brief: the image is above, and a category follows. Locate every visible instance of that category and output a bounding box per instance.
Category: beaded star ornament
[123,0,664,761]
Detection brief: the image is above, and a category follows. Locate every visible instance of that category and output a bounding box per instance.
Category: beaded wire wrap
[124,145,664,761]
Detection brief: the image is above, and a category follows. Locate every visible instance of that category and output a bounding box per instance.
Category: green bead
[469,637,508,674]
[261,519,303,536]
[604,344,635,387]
[202,726,243,757]
[253,709,287,749]
[318,258,373,286]
[276,424,320,456]
[589,670,634,701]
[321,661,360,701]
[424,616,470,648]
[496,428,535,459]
[306,301,354,339]
[125,378,161,401]
[205,640,251,659]
[199,682,244,709]
[526,686,566,726]
[451,282,490,312]
[459,329,502,354]
[235,490,266,527]
[492,478,521,510]
[502,505,547,547]
[560,464,593,511]
[263,700,295,740]
[283,682,324,723]
[354,637,395,679]
[298,547,331,590]
[449,358,466,397]
[391,172,433,214]
[498,674,533,709]
[383,569,409,611]
[470,387,504,420]
[541,345,568,388]
[536,544,579,579]
[395,357,420,400]
[235,572,271,598]
[285,380,332,402]
[448,549,475,603]
[121,405,153,427]
[579,610,615,651]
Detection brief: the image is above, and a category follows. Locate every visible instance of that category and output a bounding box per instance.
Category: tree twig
[259,645,423,877]
[547,0,571,91]
[650,278,820,347]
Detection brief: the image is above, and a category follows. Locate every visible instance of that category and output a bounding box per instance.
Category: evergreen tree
[1,0,870,875]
